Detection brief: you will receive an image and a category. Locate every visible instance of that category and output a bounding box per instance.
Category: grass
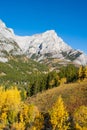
[27,80,87,114]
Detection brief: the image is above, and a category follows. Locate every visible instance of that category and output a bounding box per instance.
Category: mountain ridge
[0,20,87,65]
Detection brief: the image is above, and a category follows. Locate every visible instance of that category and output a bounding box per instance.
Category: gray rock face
[0,20,87,65]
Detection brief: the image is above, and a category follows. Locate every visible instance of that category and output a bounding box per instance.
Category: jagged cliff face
[15,30,72,60]
[0,20,87,65]
[0,20,22,62]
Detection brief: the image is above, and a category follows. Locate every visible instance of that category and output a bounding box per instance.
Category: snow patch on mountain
[0,20,87,65]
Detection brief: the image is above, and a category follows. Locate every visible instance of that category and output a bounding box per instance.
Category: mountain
[0,19,87,65]
[0,20,22,62]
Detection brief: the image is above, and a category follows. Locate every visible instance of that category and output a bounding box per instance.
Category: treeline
[1,64,87,98]
[0,87,87,130]
[22,64,87,97]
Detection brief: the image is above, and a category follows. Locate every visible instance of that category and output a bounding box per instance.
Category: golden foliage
[78,66,87,81]
[19,103,39,125]
[49,79,55,86]
[84,66,87,78]
[0,86,41,129]
[30,113,44,130]
[74,105,87,129]
[78,66,83,79]
[75,123,87,130]
[49,95,70,130]
[0,87,21,128]
[12,122,25,130]
[59,77,67,85]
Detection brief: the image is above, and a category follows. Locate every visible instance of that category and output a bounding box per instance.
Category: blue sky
[0,0,87,53]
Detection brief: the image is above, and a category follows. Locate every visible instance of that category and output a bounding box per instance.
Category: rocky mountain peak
[43,30,57,36]
[0,20,87,65]
[0,19,6,28]
[0,20,14,38]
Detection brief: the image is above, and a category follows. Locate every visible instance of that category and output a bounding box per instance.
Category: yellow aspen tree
[12,122,25,130]
[78,66,82,79]
[74,105,87,130]
[60,77,67,85]
[0,86,41,129]
[84,66,87,79]
[78,66,84,80]
[0,87,22,129]
[30,113,44,130]
[19,103,40,129]
[49,79,55,86]
[49,95,70,130]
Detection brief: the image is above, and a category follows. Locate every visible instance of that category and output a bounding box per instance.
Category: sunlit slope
[27,80,87,113]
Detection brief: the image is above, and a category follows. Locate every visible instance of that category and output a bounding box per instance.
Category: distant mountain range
[0,19,87,65]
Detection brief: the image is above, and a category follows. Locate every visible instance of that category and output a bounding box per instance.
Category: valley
[0,20,87,130]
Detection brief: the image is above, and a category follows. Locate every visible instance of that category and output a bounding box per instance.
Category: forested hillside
[0,81,87,130]
[0,56,87,129]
